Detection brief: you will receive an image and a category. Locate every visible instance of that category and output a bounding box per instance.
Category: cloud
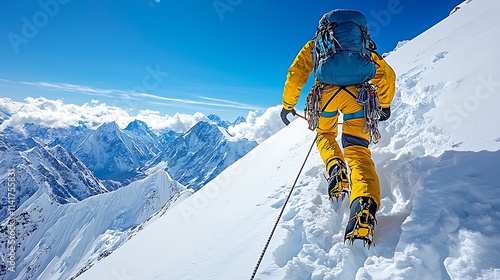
[0,96,292,143]
[134,110,207,132]
[198,96,265,110]
[0,98,23,116]
[136,93,264,111]
[18,80,263,111]
[228,105,288,143]
[0,97,206,133]
[0,97,130,131]
[21,81,118,98]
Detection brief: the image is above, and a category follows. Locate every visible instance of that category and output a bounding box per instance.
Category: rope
[356,83,382,144]
[250,83,344,279]
[250,134,318,280]
[305,84,324,131]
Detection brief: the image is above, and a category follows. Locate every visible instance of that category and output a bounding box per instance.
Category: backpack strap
[342,87,358,100]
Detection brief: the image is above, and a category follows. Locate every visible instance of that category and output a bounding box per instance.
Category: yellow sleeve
[371,53,396,108]
[282,40,314,110]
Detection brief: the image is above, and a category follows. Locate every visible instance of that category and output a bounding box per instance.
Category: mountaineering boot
[344,196,377,248]
[326,160,350,201]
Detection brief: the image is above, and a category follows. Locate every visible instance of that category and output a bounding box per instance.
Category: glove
[280,107,296,125]
[379,107,391,121]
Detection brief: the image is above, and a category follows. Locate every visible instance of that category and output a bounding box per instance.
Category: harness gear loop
[305,83,324,131]
[305,85,345,131]
[356,82,382,144]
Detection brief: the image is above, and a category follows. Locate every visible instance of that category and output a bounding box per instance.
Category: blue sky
[1,0,462,121]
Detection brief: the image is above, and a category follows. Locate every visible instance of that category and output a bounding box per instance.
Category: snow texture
[79,0,500,279]
[0,169,190,280]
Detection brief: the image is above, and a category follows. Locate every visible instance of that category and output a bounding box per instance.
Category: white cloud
[136,93,264,111]
[134,111,206,132]
[0,97,205,133]
[18,80,263,111]
[21,81,118,97]
[0,97,23,116]
[228,105,288,143]
[198,96,265,110]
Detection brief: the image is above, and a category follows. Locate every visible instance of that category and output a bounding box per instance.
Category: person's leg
[342,117,380,244]
[342,118,380,208]
[315,95,349,199]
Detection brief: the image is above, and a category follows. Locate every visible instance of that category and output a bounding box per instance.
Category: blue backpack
[313,9,377,86]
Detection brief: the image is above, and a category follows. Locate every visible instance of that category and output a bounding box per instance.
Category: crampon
[344,197,377,248]
[325,161,350,201]
[328,185,349,201]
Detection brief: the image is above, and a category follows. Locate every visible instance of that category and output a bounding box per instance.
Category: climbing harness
[305,84,344,131]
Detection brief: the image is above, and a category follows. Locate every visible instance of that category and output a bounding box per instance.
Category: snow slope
[80,0,500,279]
[0,170,190,280]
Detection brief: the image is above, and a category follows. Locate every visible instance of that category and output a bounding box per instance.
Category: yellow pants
[315,86,380,209]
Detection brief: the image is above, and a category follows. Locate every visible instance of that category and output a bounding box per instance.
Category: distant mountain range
[0,114,256,279]
[146,120,257,190]
[1,115,253,189]
[0,138,107,222]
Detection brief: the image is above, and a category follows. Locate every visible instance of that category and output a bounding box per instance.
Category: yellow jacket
[282,40,396,110]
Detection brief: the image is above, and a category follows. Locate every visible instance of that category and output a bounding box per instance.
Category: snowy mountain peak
[159,129,181,145]
[125,119,149,132]
[206,114,232,128]
[74,121,149,183]
[96,121,121,134]
[183,121,224,144]
[124,120,159,143]
[146,120,257,190]
[207,114,222,122]
[232,116,246,126]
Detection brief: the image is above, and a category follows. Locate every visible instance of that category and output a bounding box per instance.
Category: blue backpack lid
[319,9,368,28]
